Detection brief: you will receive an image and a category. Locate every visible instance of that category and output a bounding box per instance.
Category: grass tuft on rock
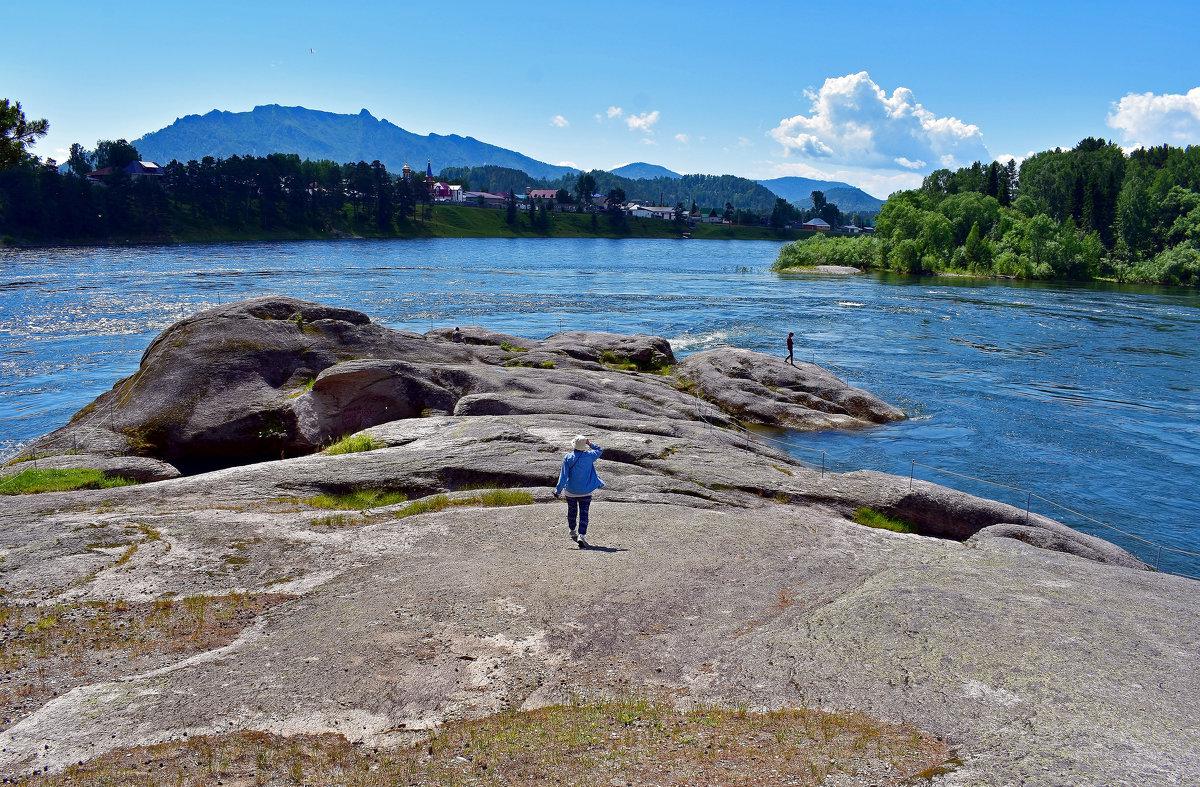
[393,489,535,520]
[599,349,672,374]
[499,341,528,353]
[303,489,408,510]
[0,468,136,495]
[24,699,950,786]
[852,507,917,534]
[323,434,386,455]
[503,358,557,369]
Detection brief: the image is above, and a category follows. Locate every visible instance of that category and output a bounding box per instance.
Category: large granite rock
[4,297,1191,785]
[19,298,889,472]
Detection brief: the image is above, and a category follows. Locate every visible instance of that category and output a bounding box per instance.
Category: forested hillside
[775,139,1200,286]
[439,165,837,218]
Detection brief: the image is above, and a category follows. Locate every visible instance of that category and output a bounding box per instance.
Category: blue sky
[7,0,1200,197]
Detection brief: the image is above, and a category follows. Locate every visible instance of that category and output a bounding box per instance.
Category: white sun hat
[573,435,589,451]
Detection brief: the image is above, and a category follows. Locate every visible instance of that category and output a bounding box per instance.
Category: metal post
[1156,545,1163,571]
[821,451,826,478]
[909,460,915,490]
[1025,492,1031,525]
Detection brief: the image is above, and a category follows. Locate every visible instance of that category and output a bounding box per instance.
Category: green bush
[0,468,136,495]
[1129,244,1200,286]
[773,235,881,271]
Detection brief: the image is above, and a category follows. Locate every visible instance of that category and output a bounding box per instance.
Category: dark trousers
[567,495,592,535]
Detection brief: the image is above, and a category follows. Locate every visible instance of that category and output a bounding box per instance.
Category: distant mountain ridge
[131,104,884,214]
[609,162,681,180]
[133,105,578,180]
[757,176,886,213]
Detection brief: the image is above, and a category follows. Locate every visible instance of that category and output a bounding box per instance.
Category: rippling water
[1,239,1197,575]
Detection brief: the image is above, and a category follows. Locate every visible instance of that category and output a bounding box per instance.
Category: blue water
[1,239,1197,576]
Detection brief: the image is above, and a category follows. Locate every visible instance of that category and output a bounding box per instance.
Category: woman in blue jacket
[553,435,605,548]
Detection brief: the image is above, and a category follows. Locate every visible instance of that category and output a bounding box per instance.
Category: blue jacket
[555,445,605,497]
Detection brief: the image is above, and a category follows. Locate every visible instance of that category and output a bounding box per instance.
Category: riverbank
[2,204,812,248]
[772,234,1200,288]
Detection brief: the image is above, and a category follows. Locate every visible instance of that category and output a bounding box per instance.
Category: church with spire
[402,160,459,202]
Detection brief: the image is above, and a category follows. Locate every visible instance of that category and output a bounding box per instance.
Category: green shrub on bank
[851,507,916,534]
[1129,245,1200,287]
[773,235,881,271]
[0,468,136,495]
[322,434,385,455]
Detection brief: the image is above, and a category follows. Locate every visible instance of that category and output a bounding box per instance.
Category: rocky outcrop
[1,453,180,483]
[20,297,893,472]
[3,297,1193,785]
[676,348,905,428]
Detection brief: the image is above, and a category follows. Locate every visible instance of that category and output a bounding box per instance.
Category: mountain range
[609,162,682,180]
[133,105,578,180]
[131,105,885,212]
[757,177,886,213]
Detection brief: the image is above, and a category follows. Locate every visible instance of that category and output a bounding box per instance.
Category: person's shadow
[574,544,628,553]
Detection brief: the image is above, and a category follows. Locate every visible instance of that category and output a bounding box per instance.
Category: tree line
[775,138,1200,286]
[0,100,442,243]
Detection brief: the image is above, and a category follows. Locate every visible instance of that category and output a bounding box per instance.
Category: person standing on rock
[786,332,795,365]
[553,435,605,549]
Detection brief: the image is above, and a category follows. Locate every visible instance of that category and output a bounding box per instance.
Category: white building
[629,204,675,220]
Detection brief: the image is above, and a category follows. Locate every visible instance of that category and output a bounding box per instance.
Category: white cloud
[1107,87,1200,148]
[640,138,658,146]
[625,110,660,133]
[674,133,690,144]
[768,71,989,174]
[550,114,569,128]
[557,160,579,169]
[606,106,623,119]
[737,136,752,148]
[993,151,1035,165]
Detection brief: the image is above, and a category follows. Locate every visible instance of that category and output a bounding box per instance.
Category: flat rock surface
[1,485,1194,785]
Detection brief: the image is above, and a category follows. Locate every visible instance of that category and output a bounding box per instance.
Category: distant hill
[133,105,578,180]
[758,176,886,214]
[609,162,681,180]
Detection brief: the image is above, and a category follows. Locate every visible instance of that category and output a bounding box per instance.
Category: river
[1,238,1197,575]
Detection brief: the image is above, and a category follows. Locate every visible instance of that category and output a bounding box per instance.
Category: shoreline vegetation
[774,138,1200,287]
[2,202,813,249]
